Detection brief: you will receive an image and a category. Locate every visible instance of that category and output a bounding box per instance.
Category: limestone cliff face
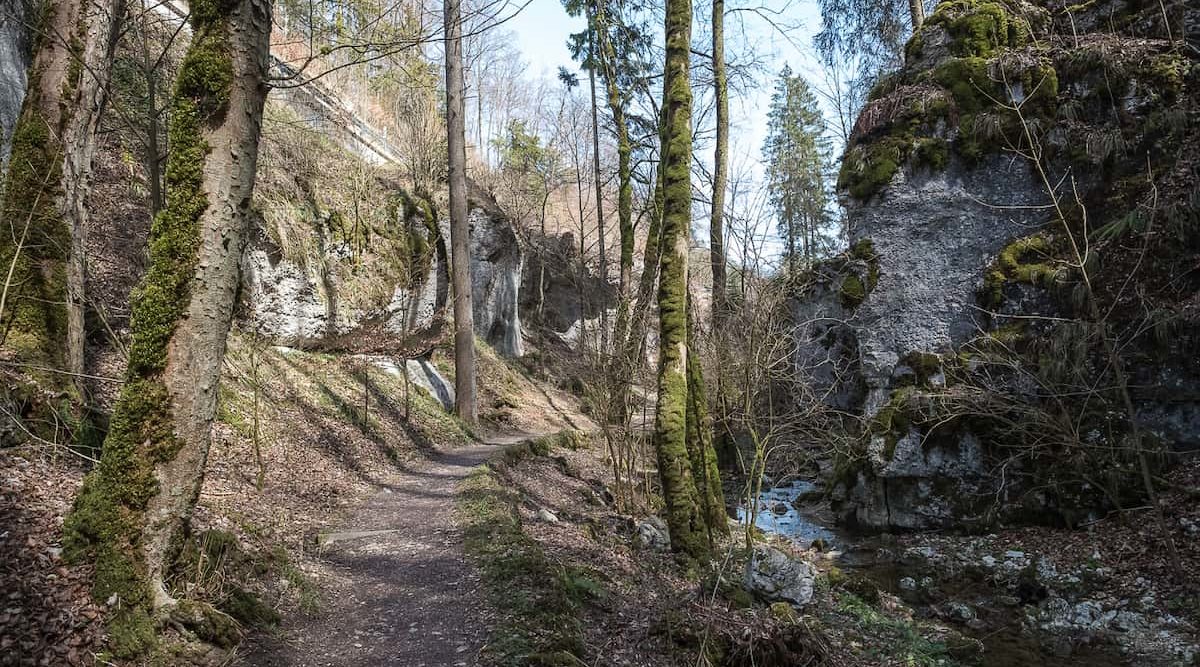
[794,0,1199,530]
[0,0,31,170]
[240,182,524,358]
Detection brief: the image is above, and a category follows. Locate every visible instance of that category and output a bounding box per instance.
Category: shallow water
[735,480,840,547]
[741,480,1135,667]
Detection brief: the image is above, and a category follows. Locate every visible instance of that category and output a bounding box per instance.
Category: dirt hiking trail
[240,432,533,667]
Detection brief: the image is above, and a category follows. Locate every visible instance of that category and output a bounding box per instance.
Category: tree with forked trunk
[65,0,273,655]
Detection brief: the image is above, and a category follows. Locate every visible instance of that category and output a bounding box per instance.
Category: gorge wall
[792,0,1199,530]
[0,0,30,169]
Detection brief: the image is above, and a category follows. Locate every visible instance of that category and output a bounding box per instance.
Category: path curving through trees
[239,432,536,667]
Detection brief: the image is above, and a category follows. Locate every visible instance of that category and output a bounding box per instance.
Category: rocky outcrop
[0,0,31,170]
[240,182,524,358]
[518,229,614,337]
[794,0,1200,530]
[467,181,523,357]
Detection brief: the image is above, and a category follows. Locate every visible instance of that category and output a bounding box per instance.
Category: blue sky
[507,0,829,171]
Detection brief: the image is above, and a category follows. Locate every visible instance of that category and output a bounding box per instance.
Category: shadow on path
[238,433,530,667]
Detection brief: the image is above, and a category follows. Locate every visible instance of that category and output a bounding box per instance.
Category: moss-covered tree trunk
[1,0,125,414]
[654,0,708,560]
[685,309,727,542]
[0,0,84,381]
[65,0,271,654]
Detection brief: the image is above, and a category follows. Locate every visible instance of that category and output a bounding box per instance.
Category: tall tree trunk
[446,0,476,423]
[595,1,635,355]
[586,12,608,353]
[1,0,122,431]
[655,0,707,560]
[62,0,128,398]
[685,308,727,542]
[0,0,84,378]
[709,0,728,326]
[909,0,925,31]
[65,0,272,655]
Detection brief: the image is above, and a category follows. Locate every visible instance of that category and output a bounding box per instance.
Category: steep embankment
[792,0,1199,531]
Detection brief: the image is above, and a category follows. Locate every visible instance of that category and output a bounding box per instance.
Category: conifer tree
[762,66,831,274]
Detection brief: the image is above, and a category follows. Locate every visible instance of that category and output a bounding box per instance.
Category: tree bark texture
[709,0,728,327]
[0,0,84,377]
[445,0,476,423]
[655,0,708,560]
[685,309,727,542]
[62,0,128,397]
[909,0,925,30]
[65,0,272,655]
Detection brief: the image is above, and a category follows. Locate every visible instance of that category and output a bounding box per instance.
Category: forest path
[239,431,534,667]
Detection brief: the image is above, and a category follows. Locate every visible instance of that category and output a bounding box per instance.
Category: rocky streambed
[739,479,1199,666]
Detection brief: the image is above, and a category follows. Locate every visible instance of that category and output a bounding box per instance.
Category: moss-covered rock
[979,234,1063,308]
[925,0,1033,58]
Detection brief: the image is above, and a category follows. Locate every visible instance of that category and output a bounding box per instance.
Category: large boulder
[743,545,815,607]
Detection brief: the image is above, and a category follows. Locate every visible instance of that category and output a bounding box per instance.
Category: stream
[740,480,1140,667]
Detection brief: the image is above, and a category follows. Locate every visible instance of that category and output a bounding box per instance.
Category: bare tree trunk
[587,13,608,353]
[909,0,925,31]
[710,0,728,326]
[536,190,549,317]
[62,0,128,398]
[595,1,634,354]
[446,0,476,423]
[65,0,272,654]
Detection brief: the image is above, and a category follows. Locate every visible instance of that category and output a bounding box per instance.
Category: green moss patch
[459,465,587,665]
[979,235,1063,308]
[925,0,1032,58]
[840,274,868,308]
[870,386,919,461]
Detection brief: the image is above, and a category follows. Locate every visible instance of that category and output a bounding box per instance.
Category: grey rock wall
[240,190,524,359]
[0,0,31,172]
[845,157,1045,413]
[465,186,523,357]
